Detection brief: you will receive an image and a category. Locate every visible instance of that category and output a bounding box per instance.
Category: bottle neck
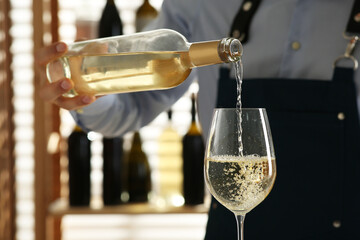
[137,0,157,15]
[167,110,172,121]
[191,94,196,122]
[131,132,143,151]
[188,38,242,67]
[74,125,83,132]
[187,122,201,135]
[187,93,201,135]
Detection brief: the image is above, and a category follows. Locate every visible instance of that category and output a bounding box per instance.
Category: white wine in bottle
[136,0,158,32]
[157,110,184,206]
[46,29,242,97]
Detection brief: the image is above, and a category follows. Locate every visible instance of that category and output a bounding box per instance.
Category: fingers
[39,78,73,102]
[39,78,96,110]
[35,42,67,66]
[54,95,97,111]
[35,41,97,110]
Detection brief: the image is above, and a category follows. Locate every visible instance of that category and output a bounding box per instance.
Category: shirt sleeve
[144,0,201,39]
[71,72,195,137]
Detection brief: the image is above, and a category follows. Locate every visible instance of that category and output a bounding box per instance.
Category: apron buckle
[333,34,359,70]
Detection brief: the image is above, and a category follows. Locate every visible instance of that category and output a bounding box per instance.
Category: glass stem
[235,214,245,240]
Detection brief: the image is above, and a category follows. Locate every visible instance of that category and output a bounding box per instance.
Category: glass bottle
[98,0,123,38]
[127,131,152,202]
[156,110,184,207]
[46,29,242,97]
[98,0,124,206]
[102,137,123,205]
[67,125,91,206]
[136,0,158,32]
[182,93,205,205]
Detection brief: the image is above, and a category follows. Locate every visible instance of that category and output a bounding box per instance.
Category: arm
[70,0,201,137]
[71,72,195,137]
[35,0,200,137]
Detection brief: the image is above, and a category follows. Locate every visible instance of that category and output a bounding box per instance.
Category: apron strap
[346,0,360,36]
[230,0,360,43]
[334,0,360,69]
[333,66,354,82]
[229,0,262,43]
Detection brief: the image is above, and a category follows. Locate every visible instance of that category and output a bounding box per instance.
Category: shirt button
[355,13,360,22]
[337,112,345,120]
[291,41,301,51]
[243,1,253,11]
[333,220,341,228]
[212,203,218,209]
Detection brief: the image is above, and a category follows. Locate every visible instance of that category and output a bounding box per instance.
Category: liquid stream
[234,60,244,156]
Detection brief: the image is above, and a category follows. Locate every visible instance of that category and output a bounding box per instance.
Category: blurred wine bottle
[135,0,158,32]
[157,110,184,206]
[127,131,152,202]
[99,0,123,38]
[182,94,205,205]
[98,0,124,206]
[68,126,91,206]
[102,137,123,205]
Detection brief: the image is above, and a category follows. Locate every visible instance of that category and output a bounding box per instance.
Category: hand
[35,42,96,110]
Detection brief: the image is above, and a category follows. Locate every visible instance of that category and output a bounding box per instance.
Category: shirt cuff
[70,94,117,132]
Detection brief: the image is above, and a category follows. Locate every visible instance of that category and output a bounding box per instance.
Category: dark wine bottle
[102,137,123,205]
[99,0,123,38]
[98,0,124,206]
[127,131,152,202]
[68,125,91,206]
[182,94,205,205]
[135,0,158,32]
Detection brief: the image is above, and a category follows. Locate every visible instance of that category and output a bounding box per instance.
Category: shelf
[48,198,209,216]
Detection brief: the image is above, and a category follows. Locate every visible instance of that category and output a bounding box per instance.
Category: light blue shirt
[72,0,360,139]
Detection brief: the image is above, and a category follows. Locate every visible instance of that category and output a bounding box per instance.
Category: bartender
[36,0,360,239]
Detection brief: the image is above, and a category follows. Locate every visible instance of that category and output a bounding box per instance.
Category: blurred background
[0,0,209,240]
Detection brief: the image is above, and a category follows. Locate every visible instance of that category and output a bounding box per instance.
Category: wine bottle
[46,29,242,97]
[102,137,123,205]
[98,0,124,206]
[135,0,158,32]
[157,110,183,206]
[127,131,151,202]
[182,93,205,205]
[67,125,91,206]
[99,0,123,38]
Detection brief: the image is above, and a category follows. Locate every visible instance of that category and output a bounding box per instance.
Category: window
[10,0,35,239]
[12,0,208,240]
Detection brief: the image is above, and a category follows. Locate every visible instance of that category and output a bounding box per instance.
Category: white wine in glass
[205,108,276,240]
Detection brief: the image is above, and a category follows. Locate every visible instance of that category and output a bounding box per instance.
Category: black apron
[204,67,360,240]
[204,1,360,239]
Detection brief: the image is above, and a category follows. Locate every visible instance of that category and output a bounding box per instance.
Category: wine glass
[204,108,276,240]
